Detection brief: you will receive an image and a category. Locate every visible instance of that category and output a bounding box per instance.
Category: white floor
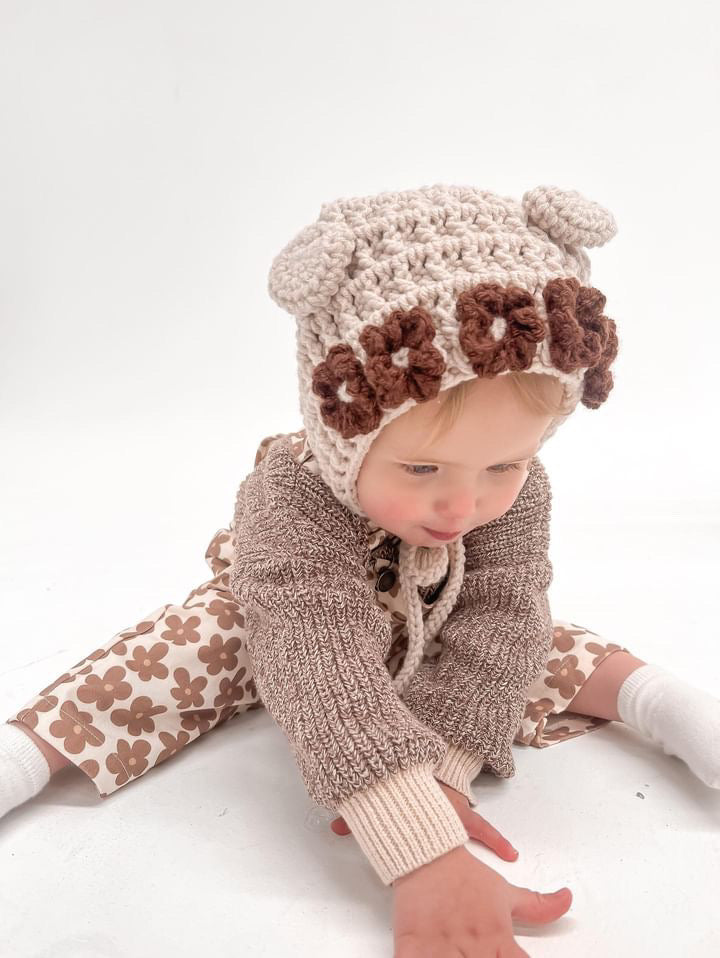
[2,425,719,957]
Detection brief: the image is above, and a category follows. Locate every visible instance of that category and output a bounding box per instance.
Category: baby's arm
[230,437,468,886]
[404,456,555,801]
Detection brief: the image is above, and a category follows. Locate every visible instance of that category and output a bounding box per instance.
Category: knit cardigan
[229,436,555,886]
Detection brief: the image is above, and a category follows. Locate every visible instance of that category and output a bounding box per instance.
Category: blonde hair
[418,372,576,450]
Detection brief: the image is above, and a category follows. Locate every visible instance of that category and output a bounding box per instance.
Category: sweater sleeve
[405,456,556,807]
[228,438,468,886]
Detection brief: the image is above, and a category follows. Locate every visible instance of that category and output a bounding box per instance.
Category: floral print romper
[9,430,631,801]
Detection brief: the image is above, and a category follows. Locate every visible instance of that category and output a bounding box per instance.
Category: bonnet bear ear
[522,185,618,248]
[267,218,357,317]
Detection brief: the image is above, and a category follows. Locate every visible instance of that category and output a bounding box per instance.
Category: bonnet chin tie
[392,537,466,696]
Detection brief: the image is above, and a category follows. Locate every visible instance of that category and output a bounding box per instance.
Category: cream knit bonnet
[267,183,619,694]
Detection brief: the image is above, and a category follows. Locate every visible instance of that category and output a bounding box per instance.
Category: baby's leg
[568,650,720,789]
[9,722,70,774]
[565,650,648,721]
[1,524,262,819]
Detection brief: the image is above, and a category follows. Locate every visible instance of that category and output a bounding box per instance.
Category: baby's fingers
[464,810,519,861]
[330,816,351,836]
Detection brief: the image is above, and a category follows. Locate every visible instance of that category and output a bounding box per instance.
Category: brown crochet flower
[456,283,546,376]
[359,305,446,409]
[311,343,384,438]
[542,277,618,409]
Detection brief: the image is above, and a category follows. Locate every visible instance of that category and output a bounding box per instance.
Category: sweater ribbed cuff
[433,743,486,807]
[335,761,468,886]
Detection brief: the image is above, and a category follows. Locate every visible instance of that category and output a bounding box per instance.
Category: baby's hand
[392,845,572,957]
[330,780,520,863]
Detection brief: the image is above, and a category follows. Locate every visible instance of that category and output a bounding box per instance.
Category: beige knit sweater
[229,436,554,886]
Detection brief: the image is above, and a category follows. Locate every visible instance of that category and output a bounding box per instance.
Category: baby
[2,183,719,955]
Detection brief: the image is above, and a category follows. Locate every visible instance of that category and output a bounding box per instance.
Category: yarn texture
[267,184,619,708]
[230,436,554,885]
[232,182,620,885]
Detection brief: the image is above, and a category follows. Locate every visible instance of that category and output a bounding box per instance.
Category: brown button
[376,569,396,592]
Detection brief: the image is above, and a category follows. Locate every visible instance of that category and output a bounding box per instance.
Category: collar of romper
[390,536,466,697]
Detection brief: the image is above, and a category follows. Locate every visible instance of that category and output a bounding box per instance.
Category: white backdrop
[2,0,719,516]
[1,3,719,957]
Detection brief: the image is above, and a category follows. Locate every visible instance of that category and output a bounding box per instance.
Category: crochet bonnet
[266,183,619,694]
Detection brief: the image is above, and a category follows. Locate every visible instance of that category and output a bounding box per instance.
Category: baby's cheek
[379,492,424,524]
[489,476,529,520]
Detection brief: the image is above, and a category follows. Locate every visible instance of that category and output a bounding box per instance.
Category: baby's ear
[267,219,356,317]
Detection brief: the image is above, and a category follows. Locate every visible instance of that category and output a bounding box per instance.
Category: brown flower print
[213,671,250,709]
[78,759,100,782]
[160,613,202,646]
[552,623,590,653]
[125,642,170,682]
[541,725,589,743]
[542,277,618,409]
[205,531,233,576]
[456,283,546,376]
[110,695,168,736]
[106,739,151,786]
[116,613,166,642]
[183,576,231,606]
[359,305,446,409]
[180,709,217,734]
[205,599,245,632]
[171,667,208,709]
[197,634,243,676]
[213,705,240,727]
[154,730,192,766]
[524,698,556,723]
[182,586,207,607]
[48,701,105,753]
[77,666,133,711]
[544,654,587,700]
[40,671,82,697]
[311,343,384,439]
[67,643,124,673]
[585,641,627,668]
[14,696,58,729]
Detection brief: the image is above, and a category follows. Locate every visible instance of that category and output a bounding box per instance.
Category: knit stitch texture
[229,436,554,884]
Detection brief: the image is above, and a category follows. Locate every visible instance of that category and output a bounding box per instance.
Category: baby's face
[356,375,554,547]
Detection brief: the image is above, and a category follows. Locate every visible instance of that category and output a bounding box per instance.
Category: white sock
[0,722,52,819]
[617,664,720,789]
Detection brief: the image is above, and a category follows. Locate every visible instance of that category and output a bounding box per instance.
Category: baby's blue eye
[490,462,523,473]
[401,462,522,477]
[402,464,437,476]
